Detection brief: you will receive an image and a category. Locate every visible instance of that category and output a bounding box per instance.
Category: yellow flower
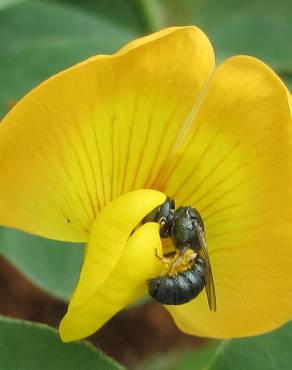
[0,26,292,342]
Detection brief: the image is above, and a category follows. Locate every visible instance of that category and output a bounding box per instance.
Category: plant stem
[133,0,167,32]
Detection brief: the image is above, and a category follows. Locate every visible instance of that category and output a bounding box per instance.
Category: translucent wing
[195,222,217,311]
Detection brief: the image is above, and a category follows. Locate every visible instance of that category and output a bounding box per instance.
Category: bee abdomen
[148,256,206,305]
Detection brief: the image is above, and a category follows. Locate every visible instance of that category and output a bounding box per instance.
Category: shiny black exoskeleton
[143,197,175,238]
[171,206,204,254]
[143,197,216,310]
[142,197,204,253]
[148,255,205,305]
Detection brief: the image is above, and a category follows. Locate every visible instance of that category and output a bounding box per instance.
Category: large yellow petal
[0,26,214,241]
[59,190,164,342]
[162,56,292,337]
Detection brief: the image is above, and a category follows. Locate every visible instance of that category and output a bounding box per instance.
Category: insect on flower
[144,197,216,310]
[0,26,292,342]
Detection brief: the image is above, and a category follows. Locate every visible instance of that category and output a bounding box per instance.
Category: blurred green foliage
[0,228,83,300]
[164,0,292,71]
[0,316,123,370]
[54,0,146,32]
[140,322,292,370]
[0,0,136,116]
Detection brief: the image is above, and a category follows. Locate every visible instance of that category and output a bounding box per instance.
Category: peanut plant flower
[0,26,292,342]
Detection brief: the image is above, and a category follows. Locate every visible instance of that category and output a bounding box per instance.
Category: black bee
[148,255,206,305]
[143,197,216,311]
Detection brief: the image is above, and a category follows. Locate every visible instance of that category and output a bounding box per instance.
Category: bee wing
[196,224,217,312]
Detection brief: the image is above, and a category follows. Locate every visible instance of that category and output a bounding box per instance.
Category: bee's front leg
[155,249,173,264]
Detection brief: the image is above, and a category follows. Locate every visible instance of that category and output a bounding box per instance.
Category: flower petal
[0,26,214,241]
[163,56,292,337]
[59,190,164,342]
[69,189,165,307]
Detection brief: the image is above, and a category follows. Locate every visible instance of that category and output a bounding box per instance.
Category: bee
[143,197,216,311]
[148,254,206,305]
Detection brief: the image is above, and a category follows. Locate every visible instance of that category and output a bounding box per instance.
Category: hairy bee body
[147,256,205,305]
[143,197,216,311]
[171,206,203,252]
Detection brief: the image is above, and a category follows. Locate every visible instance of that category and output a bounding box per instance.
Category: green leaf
[52,0,147,33]
[0,0,25,10]
[0,228,83,300]
[0,0,137,116]
[52,0,168,33]
[141,322,292,370]
[0,316,123,370]
[138,341,221,370]
[204,323,292,370]
[164,0,292,72]
[282,74,292,90]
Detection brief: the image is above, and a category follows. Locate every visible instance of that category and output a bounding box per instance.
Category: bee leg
[157,217,168,236]
[132,216,166,237]
[155,249,173,265]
